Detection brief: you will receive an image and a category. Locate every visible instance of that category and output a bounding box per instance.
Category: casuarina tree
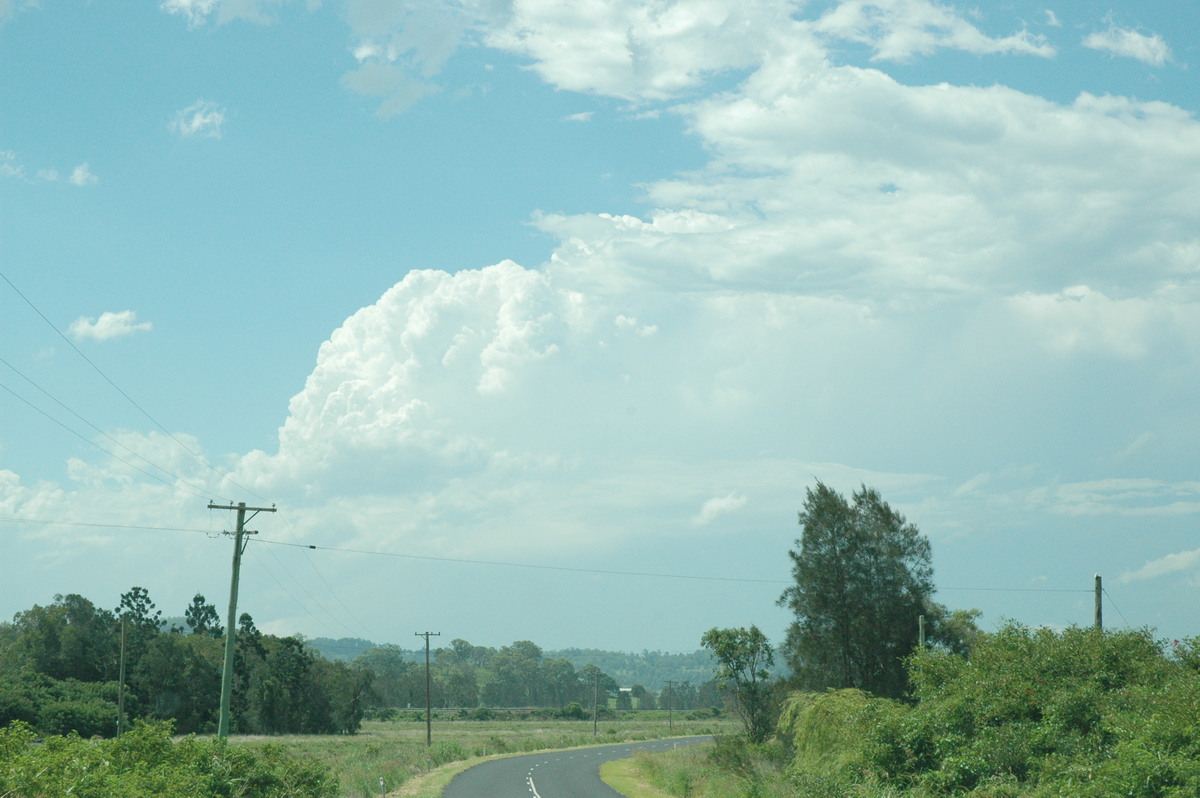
[778,482,934,699]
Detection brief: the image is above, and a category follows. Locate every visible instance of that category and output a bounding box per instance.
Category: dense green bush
[37,699,115,738]
[0,720,336,798]
[671,625,1200,797]
[864,624,1189,794]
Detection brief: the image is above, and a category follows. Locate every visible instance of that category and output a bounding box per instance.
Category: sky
[1,0,1199,656]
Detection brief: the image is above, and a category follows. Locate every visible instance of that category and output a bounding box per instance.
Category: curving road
[440,736,711,798]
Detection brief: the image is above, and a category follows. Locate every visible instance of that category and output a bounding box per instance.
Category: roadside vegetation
[625,483,1200,797]
[629,625,1200,797]
[0,720,336,798]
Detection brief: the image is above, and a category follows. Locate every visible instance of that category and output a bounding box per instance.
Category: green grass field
[233,712,734,798]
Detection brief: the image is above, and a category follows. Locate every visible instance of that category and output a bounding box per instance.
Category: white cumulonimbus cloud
[67,310,153,342]
[218,0,1200,561]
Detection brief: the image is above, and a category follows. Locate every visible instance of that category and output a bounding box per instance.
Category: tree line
[0,589,368,737]
[0,589,724,738]
[351,637,723,717]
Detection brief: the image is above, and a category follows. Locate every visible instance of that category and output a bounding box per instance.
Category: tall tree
[116,587,162,633]
[778,482,934,699]
[184,594,223,639]
[701,626,777,743]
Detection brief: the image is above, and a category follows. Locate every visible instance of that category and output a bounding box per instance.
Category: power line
[275,509,377,640]
[0,269,270,503]
[940,586,1093,594]
[0,514,1115,595]
[247,546,343,639]
[1103,587,1133,628]
[252,533,367,639]
[253,536,792,584]
[0,369,213,500]
[0,516,214,536]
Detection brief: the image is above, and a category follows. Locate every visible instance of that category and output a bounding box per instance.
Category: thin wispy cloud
[0,150,23,180]
[67,311,153,342]
[692,492,749,526]
[1122,549,1200,584]
[813,0,1055,61]
[1084,24,1172,66]
[170,100,226,139]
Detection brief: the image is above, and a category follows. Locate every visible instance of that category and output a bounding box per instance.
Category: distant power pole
[593,670,600,737]
[1095,574,1103,631]
[116,615,127,737]
[210,501,276,739]
[665,680,675,733]
[416,631,441,747]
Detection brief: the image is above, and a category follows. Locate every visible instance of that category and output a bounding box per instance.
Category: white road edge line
[527,775,542,798]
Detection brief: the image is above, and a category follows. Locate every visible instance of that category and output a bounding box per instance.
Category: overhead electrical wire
[1103,587,1133,628]
[0,359,214,500]
[275,509,377,640]
[0,514,1112,596]
[247,546,343,639]
[253,528,368,638]
[252,535,793,584]
[0,385,212,500]
[0,269,270,503]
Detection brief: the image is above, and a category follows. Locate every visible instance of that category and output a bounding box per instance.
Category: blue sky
[2,0,1199,655]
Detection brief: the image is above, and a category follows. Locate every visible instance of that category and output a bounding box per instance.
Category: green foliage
[0,589,365,738]
[185,593,224,638]
[666,625,1200,797]
[37,699,115,737]
[777,689,886,781]
[779,483,935,699]
[702,626,778,744]
[0,720,335,797]
[864,624,1200,795]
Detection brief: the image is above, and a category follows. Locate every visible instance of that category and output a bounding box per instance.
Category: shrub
[0,720,336,798]
[38,700,115,738]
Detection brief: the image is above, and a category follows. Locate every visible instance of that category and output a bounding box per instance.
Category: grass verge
[601,756,681,798]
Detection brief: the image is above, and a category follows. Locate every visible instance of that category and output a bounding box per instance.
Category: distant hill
[549,648,716,691]
[303,637,786,691]
[305,637,378,662]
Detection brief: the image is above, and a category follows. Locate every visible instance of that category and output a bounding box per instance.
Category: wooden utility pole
[116,615,126,737]
[210,501,276,739]
[592,670,600,736]
[416,631,440,747]
[1095,574,1103,631]
[665,680,675,733]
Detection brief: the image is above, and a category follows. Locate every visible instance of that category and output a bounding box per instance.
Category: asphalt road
[439,736,711,798]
